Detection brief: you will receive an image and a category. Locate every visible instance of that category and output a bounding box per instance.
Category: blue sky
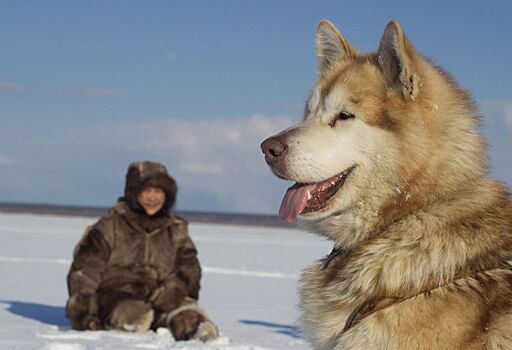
[0,1,511,214]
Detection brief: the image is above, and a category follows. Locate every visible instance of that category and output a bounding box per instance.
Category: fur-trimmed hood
[122,161,177,216]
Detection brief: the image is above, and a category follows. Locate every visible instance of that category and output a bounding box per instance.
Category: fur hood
[122,161,177,216]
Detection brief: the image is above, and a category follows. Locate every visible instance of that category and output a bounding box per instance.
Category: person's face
[137,187,166,216]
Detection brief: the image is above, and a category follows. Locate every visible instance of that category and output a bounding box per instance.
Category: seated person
[66,161,218,341]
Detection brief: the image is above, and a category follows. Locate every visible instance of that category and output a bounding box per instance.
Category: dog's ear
[378,20,420,100]
[316,20,357,78]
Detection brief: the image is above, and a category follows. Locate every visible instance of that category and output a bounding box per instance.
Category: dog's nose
[261,136,288,162]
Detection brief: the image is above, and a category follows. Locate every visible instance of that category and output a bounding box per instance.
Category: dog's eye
[329,111,355,127]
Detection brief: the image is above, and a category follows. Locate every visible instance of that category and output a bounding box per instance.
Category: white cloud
[503,104,512,130]
[480,100,512,131]
[179,162,224,175]
[0,112,366,213]
[478,100,512,188]
[109,114,294,212]
[78,87,127,97]
[0,82,23,92]
[0,153,12,164]
[116,114,293,170]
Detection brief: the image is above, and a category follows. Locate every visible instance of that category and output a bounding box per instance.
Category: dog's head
[261,20,484,242]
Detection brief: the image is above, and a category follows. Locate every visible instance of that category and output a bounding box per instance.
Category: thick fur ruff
[123,161,177,214]
[107,300,154,333]
[262,20,512,349]
[165,298,219,341]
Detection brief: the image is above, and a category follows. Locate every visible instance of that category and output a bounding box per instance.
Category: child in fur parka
[66,161,218,341]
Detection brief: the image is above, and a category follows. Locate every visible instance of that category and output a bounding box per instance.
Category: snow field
[0,213,330,349]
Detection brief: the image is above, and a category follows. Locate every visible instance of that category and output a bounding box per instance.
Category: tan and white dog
[261,20,512,349]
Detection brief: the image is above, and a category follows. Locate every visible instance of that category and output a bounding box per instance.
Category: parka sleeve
[175,222,201,299]
[66,220,113,330]
[67,225,112,297]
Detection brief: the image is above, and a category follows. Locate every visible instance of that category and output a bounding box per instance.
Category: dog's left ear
[316,20,358,79]
[378,20,420,100]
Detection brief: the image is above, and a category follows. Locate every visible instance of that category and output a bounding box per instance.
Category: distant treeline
[0,202,289,228]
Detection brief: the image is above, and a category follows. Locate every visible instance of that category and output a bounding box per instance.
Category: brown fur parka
[66,162,201,331]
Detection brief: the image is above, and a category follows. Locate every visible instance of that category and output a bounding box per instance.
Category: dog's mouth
[279,166,355,223]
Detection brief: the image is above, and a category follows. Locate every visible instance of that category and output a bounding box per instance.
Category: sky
[0,0,511,214]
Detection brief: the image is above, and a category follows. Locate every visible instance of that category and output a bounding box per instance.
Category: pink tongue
[279,183,317,223]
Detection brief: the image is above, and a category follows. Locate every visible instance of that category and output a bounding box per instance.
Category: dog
[261,19,512,349]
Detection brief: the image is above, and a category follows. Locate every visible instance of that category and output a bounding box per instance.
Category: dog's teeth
[307,191,312,200]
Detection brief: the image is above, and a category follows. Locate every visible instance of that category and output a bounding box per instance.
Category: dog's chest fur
[298,209,512,350]
[300,249,389,349]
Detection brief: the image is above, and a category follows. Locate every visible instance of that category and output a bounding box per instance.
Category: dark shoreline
[0,201,289,228]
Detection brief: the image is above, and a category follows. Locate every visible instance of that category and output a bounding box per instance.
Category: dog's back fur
[262,20,512,349]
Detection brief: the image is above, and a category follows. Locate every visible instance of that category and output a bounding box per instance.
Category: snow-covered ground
[0,213,330,349]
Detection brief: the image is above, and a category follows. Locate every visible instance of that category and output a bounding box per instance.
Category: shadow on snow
[1,300,68,328]
[239,319,302,339]
[1,301,304,338]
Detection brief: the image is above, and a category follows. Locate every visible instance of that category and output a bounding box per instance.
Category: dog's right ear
[378,20,420,100]
[316,20,357,78]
